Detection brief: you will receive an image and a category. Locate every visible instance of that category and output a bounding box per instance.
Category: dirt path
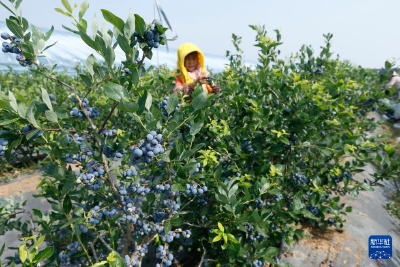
[281,112,400,267]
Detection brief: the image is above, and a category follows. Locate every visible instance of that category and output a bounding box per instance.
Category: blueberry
[147,40,154,47]
[145,31,154,41]
[1,32,9,40]
[154,33,160,42]
[153,42,159,48]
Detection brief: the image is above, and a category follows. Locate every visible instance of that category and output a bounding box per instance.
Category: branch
[98,235,114,252]
[90,242,99,262]
[197,242,207,267]
[36,67,120,202]
[98,101,119,134]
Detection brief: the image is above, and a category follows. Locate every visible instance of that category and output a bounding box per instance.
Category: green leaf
[228,184,238,198]
[157,154,170,162]
[167,92,179,114]
[63,194,72,214]
[213,234,222,242]
[73,206,85,217]
[34,246,53,263]
[0,2,16,16]
[190,122,204,135]
[171,215,184,226]
[164,220,171,233]
[92,13,99,38]
[118,99,138,112]
[0,243,5,257]
[79,0,89,20]
[42,41,58,52]
[61,0,73,13]
[32,235,45,249]
[117,35,130,55]
[124,9,135,39]
[41,88,53,111]
[101,9,124,33]
[60,218,78,229]
[192,91,208,110]
[19,246,27,263]
[79,30,99,51]
[104,82,126,101]
[6,19,24,39]
[345,206,352,213]
[293,192,303,211]
[227,233,239,243]
[45,26,54,41]
[15,0,23,9]
[138,90,152,114]
[218,222,224,232]
[26,102,38,127]
[54,8,74,18]
[87,54,96,76]
[45,110,58,123]
[9,91,18,113]
[134,14,146,37]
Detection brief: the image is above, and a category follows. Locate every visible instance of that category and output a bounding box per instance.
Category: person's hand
[198,72,208,84]
[211,84,221,94]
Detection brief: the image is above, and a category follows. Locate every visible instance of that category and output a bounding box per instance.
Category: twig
[90,242,99,262]
[197,242,206,267]
[98,235,114,252]
[98,101,119,134]
[122,223,133,256]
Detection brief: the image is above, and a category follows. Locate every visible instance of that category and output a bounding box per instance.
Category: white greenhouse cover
[0,21,256,73]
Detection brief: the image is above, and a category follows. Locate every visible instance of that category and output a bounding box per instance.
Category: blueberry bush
[0,0,399,266]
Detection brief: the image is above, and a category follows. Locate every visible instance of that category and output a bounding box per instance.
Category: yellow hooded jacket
[175,43,212,93]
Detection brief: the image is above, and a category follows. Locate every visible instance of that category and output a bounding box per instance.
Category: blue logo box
[369,235,392,259]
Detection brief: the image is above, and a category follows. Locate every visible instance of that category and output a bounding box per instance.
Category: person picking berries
[386,71,400,125]
[171,43,220,97]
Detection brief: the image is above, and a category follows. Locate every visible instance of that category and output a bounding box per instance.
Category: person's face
[184,52,198,72]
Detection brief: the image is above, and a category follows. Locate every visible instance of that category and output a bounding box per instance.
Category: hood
[177,43,207,84]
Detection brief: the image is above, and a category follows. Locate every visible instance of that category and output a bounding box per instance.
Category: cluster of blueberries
[0,138,8,156]
[245,224,265,243]
[184,183,208,196]
[58,241,82,266]
[121,166,138,178]
[254,199,263,209]
[124,244,148,266]
[364,97,374,105]
[307,204,320,215]
[75,161,105,190]
[327,218,335,226]
[130,131,164,163]
[66,143,94,163]
[273,194,283,202]
[292,173,308,184]
[21,125,42,139]
[1,32,32,66]
[103,144,125,159]
[155,245,174,266]
[326,107,336,116]
[158,96,181,120]
[134,21,163,49]
[48,93,57,106]
[69,95,89,107]
[241,140,254,152]
[252,259,265,267]
[70,106,100,118]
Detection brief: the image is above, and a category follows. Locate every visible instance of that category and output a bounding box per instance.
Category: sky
[0,0,399,68]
